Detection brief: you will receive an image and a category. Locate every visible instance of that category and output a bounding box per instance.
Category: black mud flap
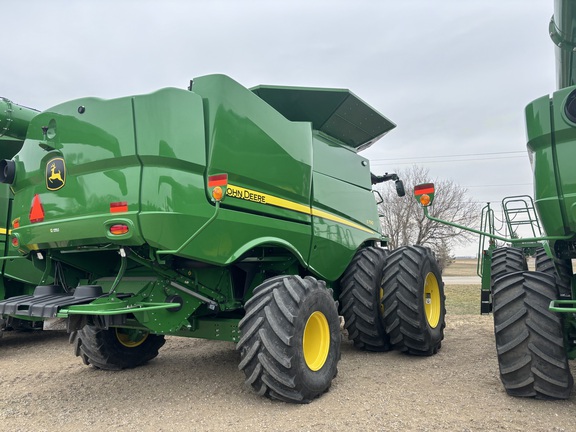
[480,289,492,314]
[0,285,103,319]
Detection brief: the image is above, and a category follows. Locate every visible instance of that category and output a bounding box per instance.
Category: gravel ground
[1,315,575,432]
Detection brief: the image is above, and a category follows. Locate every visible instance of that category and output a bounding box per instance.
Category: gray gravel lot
[1,315,575,432]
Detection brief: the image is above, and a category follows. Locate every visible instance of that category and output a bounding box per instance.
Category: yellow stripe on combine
[0,228,10,235]
[226,184,375,235]
[310,208,374,234]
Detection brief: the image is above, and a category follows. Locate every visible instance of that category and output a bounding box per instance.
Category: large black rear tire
[339,247,391,351]
[237,275,340,403]
[382,245,446,355]
[535,247,572,299]
[490,247,527,287]
[492,271,573,399]
[71,326,165,370]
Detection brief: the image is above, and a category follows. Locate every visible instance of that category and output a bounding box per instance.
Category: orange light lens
[420,194,431,206]
[212,186,223,201]
[109,224,129,235]
[12,218,20,229]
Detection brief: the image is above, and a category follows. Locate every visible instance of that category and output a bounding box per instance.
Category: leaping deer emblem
[48,163,63,184]
[46,158,65,190]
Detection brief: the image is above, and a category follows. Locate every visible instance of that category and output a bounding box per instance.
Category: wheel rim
[424,272,441,328]
[303,311,330,371]
[115,328,149,348]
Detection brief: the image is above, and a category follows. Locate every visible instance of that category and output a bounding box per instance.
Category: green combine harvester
[0,98,46,334]
[0,75,446,403]
[416,0,576,400]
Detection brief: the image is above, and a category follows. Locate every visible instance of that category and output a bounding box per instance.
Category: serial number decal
[226,186,267,204]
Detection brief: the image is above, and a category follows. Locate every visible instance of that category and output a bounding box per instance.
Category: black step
[0,285,103,318]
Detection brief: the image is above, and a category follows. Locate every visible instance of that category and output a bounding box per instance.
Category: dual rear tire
[490,246,574,399]
[492,270,573,399]
[340,245,446,356]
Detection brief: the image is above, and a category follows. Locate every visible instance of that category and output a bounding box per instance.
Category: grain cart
[415,0,576,400]
[0,74,446,403]
[0,98,47,336]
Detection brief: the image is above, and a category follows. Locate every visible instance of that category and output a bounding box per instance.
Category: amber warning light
[414,183,435,207]
[109,224,129,235]
[208,174,228,202]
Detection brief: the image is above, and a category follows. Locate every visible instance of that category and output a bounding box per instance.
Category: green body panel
[0,98,38,141]
[1,74,394,339]
[526,86,576,250]
[525,94,567,239]
[0,136,25,159]
[308,134,382,280]
[0,130,45,301]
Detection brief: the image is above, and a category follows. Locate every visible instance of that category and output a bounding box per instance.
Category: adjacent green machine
[416,0,576,401]
[0,98,46,334]
[0,74,446,403]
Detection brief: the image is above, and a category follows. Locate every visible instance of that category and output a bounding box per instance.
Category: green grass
[444,283,481,315]
[443,259,483,315]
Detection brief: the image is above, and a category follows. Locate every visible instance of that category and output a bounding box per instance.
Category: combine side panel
[133,88,215,258]
[549,88,576,236]
[308,134,383,281]
[190,75,314,267]
[526,94,568,239]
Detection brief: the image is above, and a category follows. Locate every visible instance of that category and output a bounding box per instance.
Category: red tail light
[109,224,129,235]
[110,202,128,213]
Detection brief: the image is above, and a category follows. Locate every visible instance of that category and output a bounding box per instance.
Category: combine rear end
[0,75,447,403]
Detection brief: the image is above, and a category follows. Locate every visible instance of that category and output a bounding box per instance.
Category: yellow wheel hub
[115,328,149,348]
[423,272,441,328]
[303,311,330,371]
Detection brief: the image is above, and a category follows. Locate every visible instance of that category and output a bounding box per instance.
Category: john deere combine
[0,75,446,403]
[416,0,576,400]
[0,98,46,335]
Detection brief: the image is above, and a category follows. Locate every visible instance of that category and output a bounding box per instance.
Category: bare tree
[376,166,479,268]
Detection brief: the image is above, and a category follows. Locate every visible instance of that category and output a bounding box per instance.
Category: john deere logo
[46,158,65,191]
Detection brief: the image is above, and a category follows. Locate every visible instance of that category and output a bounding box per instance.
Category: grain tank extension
[0,74,446,403]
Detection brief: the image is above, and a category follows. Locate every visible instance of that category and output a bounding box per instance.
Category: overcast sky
[3,1,556,255]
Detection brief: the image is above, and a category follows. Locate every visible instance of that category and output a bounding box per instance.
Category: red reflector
[110,202,128,213]
[109,224,129,235]
[12,218,19,229]
[11,237,19,247]
[414,183,435,196]
[208,174,228,188]
[29,194,45,223]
